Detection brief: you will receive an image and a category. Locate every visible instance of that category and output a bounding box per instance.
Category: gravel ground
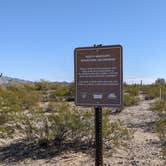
[0,98,165,166]
[107,98,165,166]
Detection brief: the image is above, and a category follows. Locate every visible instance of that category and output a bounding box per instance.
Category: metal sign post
[74,45,123,166]
[95,106,103,166]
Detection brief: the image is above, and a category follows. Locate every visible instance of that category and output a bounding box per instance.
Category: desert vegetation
[151,100,166,157]
[0,81,133,162]
[0,80,166,165]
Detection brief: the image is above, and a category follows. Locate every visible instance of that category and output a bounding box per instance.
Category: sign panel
[74,45,123,107]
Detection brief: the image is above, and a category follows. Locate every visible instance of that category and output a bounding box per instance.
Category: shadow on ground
[127,121,156,133]
[0,139,94,164]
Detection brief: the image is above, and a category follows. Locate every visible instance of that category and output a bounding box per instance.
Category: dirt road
[108,98,164,166]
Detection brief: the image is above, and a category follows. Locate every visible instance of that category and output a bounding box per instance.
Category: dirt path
[0,99,165,166]
[107,98,164,166]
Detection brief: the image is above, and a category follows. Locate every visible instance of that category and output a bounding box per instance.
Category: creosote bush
[124,85,140,96]
[13,103,133,153]
[151,100,166,157]
[151,100,166,115]
[0,82,133,155]
[102,110,133,155]
[123,94,140,107]
[0,83,39,138]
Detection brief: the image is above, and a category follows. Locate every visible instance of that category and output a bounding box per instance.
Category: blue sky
[0,0,166,83]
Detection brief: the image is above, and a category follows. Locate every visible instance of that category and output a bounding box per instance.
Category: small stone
[118,161,123,164]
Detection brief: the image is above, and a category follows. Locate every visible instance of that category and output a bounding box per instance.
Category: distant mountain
[0,76,71,85]
[0,76,32,85]
[53,81,71,86]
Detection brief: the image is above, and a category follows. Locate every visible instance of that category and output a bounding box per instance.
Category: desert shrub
[49,91,63,102]
[161,91,166,101]
[0,83,39,111]
[65,82,75,97]
[47,84,71,102]
[123,94,140,107]
[102,110,133,154]
[34,80,51,91]
[151,100,166,115]
[54,84,68,97]
[13,103,133,154]
[156,118,166,157]
[0,125,14,138]
[141,85,166,100]
[150,100,166,158]
[0,82,133,154]
[124,85,140,96]
[12,103,85,144]
[40,103,94,146]
[0,83,40,138]
[156,119,166,142]
[0,112,10,125]
[146,86,160,98]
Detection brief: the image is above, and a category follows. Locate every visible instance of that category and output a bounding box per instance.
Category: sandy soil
[107,98,165,166]
[0,98,165,166]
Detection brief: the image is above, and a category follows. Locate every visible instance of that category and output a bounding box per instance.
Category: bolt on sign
[74,45,123,107]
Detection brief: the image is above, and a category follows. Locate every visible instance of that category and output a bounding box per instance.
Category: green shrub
[0,83,40,138]
[0,83,39,111]
[156,119,166,141]
[11,102,133,153]
[0,112,10,125]
[146,87,160,98]
[124,85,140,96]
[151,100,166,115]
[0,125,14,138]
[0,83,133,155]
[103,110,133,153]
[150,100,166,158]
[123,94,140,107]
[156,119,166,157]
[141,85,166,99]
[34,80,51,91]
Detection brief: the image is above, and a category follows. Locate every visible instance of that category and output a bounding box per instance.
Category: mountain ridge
[0,76,70,85]
[0,76,32,85]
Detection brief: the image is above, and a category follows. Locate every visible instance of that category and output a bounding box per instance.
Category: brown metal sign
[74,45,123,107]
